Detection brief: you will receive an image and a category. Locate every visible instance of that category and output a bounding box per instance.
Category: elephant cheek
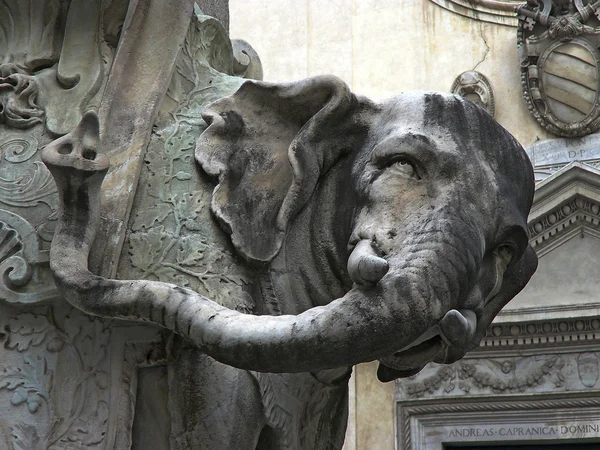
[373,225,484,374]
[433,255,509,365]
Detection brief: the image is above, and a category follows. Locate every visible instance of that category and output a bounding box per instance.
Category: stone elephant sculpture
[41,75,537,449]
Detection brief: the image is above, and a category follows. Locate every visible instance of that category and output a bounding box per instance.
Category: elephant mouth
[378,309,478,381]
[381,336,444,370]
[376,338,444,381]
[378,325,443,372]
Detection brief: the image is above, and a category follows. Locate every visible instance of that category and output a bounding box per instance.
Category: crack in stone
[473,20,490,71]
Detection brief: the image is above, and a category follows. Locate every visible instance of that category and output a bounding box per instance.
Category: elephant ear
[195,75,367,263]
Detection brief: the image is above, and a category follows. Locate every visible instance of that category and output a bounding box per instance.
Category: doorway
[447,444,599,450]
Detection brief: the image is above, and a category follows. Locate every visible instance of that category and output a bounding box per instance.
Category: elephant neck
[267,159,356,314]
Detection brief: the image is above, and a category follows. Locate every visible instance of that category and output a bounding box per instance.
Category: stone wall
[229,0,548,147]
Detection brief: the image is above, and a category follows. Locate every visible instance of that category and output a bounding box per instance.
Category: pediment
[497,162,600,322]
[528,162,600,257]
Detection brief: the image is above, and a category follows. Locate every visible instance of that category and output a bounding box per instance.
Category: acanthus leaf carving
[0,1,63,71]
[0,5,265,450]
[0,69,44,129]
[0,161,57,209]
[0,306,111,449]
[0,136,39,163]
[5,313,53,352]
[121,17,255,311]
[11,421,43,450]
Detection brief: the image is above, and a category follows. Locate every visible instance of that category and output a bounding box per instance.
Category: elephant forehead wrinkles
[414,92,533,212]
[360,91,533,229]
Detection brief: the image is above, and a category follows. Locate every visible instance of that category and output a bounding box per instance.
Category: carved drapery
[0,3,261,448]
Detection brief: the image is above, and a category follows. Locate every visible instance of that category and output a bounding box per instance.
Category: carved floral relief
[396,350,600,400]
[117,12,254,311]
[0,2,146,448]
[0,4,266,449]
[0,304,111,449]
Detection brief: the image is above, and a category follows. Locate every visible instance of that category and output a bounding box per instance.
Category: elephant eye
[388,158,421,180]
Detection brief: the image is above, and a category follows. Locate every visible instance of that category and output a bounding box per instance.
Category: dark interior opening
[446,443,600,450]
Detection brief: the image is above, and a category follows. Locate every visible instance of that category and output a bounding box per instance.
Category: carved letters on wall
[396,313,600,448]
[518,0,600,137]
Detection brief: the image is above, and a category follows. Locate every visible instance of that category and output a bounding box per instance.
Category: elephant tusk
[347,239,389,285]
[439,309,477,348]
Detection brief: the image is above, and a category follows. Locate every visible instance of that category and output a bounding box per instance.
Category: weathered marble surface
[229,0,545,147]
[2,2,538,450]
[43,75,537,449]
[0,3,257,448]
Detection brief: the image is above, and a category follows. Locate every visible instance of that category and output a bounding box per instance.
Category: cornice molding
[529,195,600,256]
[397,392,600,450]
[532,162,600,214]
[480,316,600,356]
[428,0,523,27]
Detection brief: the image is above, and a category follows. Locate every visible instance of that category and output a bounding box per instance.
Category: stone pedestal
[0,3,250,448]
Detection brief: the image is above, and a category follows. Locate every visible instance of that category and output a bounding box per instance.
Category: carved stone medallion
[450,71,495,116]
[518,0,600,137]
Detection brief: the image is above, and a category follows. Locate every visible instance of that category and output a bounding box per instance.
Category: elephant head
[41,75,537,381]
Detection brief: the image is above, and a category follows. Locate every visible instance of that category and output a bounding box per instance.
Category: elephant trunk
[347,240,389,285]
[42,117,483,373]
